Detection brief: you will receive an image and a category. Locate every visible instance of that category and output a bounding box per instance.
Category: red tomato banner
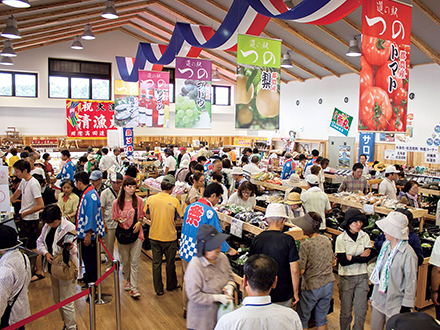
[66,100,116,139]
[359,0,412,133]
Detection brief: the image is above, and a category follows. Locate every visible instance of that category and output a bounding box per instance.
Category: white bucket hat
[376,211,409,240]
[283,173,301,187]
[264,203,288,219]
[230,167,244,175]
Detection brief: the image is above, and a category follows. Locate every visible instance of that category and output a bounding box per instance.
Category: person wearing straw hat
[369,212,417,330]
[378,166,400,200]
[250,203,300,308]
[0,224,31,328]
[301,174,331,230]
[291,212,335,330]
[185,224,235,330]
[284,192,305,220]
[373,162,387,178]
[335,209,373,330]
[37,204,78,330]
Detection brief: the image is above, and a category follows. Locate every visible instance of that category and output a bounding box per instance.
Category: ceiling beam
[203,0,338,77]
[413,0,440,28]
[14,21,128,50]
[315,25,349,48]
[13,18,132,48]
[15,27,121,53]
[0,0,97,16]
[153,1,199,24]
[0,2,151,31]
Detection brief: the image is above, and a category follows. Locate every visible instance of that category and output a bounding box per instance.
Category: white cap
[264,203,288,219]
[306,174,319,185]
[385,165,400,174]
[230,167,244,175]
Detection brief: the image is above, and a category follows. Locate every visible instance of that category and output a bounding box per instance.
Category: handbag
[51,248,78,283]
[116,209,139,245]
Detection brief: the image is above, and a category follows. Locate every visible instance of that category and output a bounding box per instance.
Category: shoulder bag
[116,208,139,245]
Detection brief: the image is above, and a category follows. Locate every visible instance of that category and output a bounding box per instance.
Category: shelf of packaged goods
[251,179,308,191]
[253,205,267,213]
[419,187,440,196]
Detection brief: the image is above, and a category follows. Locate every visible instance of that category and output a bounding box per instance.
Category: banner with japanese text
[359,0,412,133]
[236,34,281,130]
[359,132,375,162]
[66,100,116,139]
[123,127,134,158]
[139,71,170,128]
[114,80,139,128]
[330,108,353,136]
[175,57,211,129]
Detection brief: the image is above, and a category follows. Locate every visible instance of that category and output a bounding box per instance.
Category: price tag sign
[230,218,243,238]
[363,204,375,214]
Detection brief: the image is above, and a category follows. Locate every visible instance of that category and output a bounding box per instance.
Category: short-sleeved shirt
[379,177,397,200]
[227,192,256,209]
[19,177,42,220]
[145,192,183,242]
[112,196,146,241]
[335,230,372,276]
[298,235,335,291]
[430,236,440,267]
[281,159,295,179]
[300,187,331,230]
[250,231,299,302]
[100,187,118,229]
[164,156,177,172]
[338,174,369,194]
[185,187,202,205]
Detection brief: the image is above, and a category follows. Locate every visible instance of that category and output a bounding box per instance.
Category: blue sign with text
[359,132,375,162]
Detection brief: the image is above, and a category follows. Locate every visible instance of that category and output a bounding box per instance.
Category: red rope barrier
[4,288,90,330]
[96,264,116,286]
[99,237,114,260]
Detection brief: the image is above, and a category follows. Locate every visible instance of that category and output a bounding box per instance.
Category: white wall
[1,29,439,144]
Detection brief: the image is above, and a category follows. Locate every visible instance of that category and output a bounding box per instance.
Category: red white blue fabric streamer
[116,0,361,82]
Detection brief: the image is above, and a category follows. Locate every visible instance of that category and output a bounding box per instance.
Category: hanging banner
[175,57,212,129]
[66,100,116,139]
[123,127,134,158]
[114,80,139,128]
[233,137,253,147]
[359,0,412,133]
[330,108,353,136]
[139,71,170,128]
[359,132,375,162]
[236,35,281,130]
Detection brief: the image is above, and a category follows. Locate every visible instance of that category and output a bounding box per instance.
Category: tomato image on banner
[359,0,412,133]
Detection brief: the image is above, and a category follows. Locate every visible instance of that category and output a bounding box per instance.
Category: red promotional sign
[359,0,412,133]
[66,100,116,139]
[138,71,170,127]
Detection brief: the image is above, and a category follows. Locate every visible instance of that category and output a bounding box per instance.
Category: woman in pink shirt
[112,177,146,298]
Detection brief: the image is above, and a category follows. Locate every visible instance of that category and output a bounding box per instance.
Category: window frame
[0,70,38,98]
[48,58,111,100]
[212,85,231,106]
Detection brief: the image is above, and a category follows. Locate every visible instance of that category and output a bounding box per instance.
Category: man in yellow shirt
[7,148,19,176]
[145,174,183,296]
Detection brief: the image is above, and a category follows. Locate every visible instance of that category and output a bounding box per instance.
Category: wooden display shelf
[327,195,428,219]
[253,205,267,212]
[251,179,308,191]
[419,187,440,196]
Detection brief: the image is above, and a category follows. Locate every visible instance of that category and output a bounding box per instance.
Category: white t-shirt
[227,192,256,209]
[30,167,46,179]
[243,163,262,178]
[164,155,177,172]
[99,154,118,172]
[18,177,42,220]
[300,187,331,229]
[219,183,229,205]
[430,236,440,267]
[378,177,397,200]
[179,153,191,168]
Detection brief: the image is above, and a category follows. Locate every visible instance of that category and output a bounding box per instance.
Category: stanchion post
[95,235,102,301]
[88,283,96,330]
[113,260,122,330]
[78,240,83,277]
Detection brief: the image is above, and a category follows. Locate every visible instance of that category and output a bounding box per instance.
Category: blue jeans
[297,281,334,328]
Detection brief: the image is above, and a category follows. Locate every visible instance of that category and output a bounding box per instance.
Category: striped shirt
[338,174,368,194]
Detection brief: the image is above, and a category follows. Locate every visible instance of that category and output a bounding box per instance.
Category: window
[48,58,111,100]
[0,71,37,97]
[212,85,231,105]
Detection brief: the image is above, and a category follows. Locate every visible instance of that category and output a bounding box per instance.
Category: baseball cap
[90,170,103,181]
[179,147,187,151]
[385,165,400,174]
[109,172,123,182]
[162,174,176,185]
[306,174,319,185]
[196,224,229,257]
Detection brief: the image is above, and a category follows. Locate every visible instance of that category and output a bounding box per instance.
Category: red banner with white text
[359,0,412,133]
[66,100,116,139]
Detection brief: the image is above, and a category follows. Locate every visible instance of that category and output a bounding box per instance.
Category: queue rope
[4,239,117,330]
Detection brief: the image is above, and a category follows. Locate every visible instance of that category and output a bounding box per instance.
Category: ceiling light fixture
[1,40,16,57]
[283,0,294,8]
[0,56,13,65]
[82,23,95,40]
[280,52,293,68]
[71,36,83,50]
[1,0,30,8]
[1,16,21,39]
[101,0,118,19]
[212,68,221,81]
[346,36,361,57]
